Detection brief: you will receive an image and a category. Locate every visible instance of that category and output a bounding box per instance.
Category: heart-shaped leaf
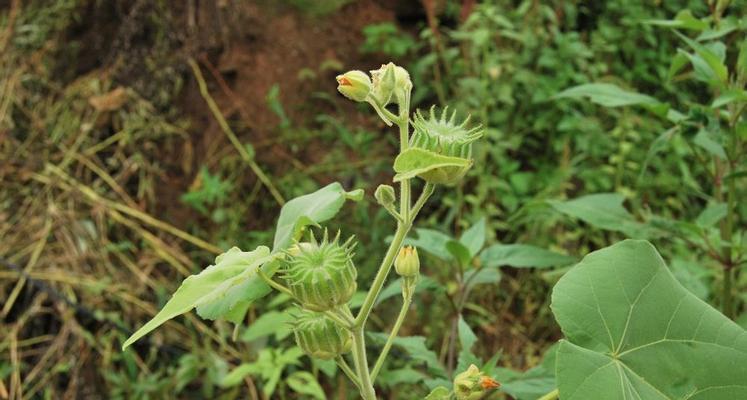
[552,240,747,400]
[123,246,277,349]
[273,182,362,251]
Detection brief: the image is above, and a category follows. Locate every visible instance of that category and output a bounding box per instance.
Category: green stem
[724,267,734,318]
[351,328,376,400]
[411,183,435,217]
[354,222,411,328]
[399,106,411,221]
[336,356,361,390]
[537,388,559,400]
[370,286,413,381]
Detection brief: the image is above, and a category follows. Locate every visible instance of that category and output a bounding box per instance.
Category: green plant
[121,58,747,400]
[400,217,573,373]
[122,62,486,399]
[553,5,747,320]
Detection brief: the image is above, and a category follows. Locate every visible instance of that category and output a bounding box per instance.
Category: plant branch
[336,356,361,390]
[351,328,376,400]
[354,223,410,328]
[411,183,436,217]
[370,284,414,381]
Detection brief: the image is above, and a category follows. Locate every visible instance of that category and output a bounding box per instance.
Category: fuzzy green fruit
[293,309,352,360]
[282,230,357,312]
[407,106,484,186]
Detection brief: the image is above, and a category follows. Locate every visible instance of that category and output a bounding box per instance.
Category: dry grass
[0,2,267,398]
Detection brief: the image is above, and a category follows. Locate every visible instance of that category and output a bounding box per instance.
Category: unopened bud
[374,184,396,208]
[394,246,419,278]
[336,70,371,102]
[370,63,396,105]
[454,364,500,400]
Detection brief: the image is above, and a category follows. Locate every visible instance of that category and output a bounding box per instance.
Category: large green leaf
[552,240,747,400]
[548,193,658,238]
[393,148,470,182]
[272,182,363,251]
[480,244,575,269]
[554,83,661,108]
[123,246,277,349]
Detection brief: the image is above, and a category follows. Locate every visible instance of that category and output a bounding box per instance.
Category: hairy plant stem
[350,95,419,399]
[351,327,376,400]
[370,281,415,381]
[336,356,361,390]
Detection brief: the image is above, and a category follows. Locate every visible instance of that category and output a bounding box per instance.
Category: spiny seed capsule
[410,106,484,185]
[292,309,352,360]
[282,230,357,312]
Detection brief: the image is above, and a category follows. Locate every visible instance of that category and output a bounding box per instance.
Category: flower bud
[454,364,500,400]
[370,62,412,106]
[336,70,371,102]
[293,309,352,360]
[374,184,396,208]
[282,230,357,312]
[370,63,396,105]
[394,246,419,278]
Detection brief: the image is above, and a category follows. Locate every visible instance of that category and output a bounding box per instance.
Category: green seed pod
[374,184,396,208]
[409,106,484,185]
[394,246,419,278]
[292,309,352,360]
[282,230,357,312]
[336,70,371,102]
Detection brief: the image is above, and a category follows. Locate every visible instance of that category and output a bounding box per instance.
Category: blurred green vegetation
[1,0,744,399]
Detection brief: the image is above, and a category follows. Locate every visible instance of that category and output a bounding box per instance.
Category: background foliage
[1,0,744,399]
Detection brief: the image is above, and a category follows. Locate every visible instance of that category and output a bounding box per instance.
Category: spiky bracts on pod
[292,309,352,360]
[282,229,357,312]
[410,106,483,159]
